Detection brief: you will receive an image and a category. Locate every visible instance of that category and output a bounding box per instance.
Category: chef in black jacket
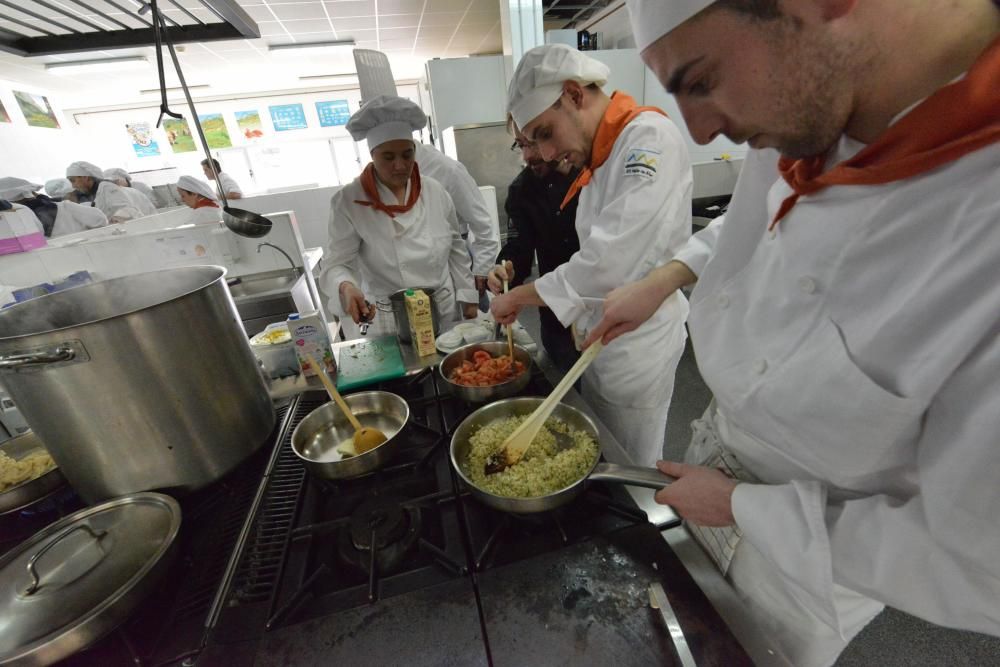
[488,124,581,374]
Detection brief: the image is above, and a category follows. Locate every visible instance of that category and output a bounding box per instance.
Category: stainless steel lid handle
[0,346,75,370]
[588,462,676,490]
[23,523,108,596]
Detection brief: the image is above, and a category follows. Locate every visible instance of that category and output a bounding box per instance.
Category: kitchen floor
[516,306,1000,667]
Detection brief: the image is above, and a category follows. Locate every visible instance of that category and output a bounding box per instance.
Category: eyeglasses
[509,140,537,152]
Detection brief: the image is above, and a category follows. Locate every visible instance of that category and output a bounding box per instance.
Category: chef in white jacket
[0,177,107,237]
[415,143,500,293]
[321,95,478,339]
[490,44,692,467]
[104,168,158,214]
[65,161,143,224]
[584,2,1000,665]
[176,175,223,224]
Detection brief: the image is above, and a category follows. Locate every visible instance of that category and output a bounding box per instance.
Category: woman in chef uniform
[0,177,107,237]
[176,175,223,224]
[490,44,693,467]
[65,161,144,224]
[321,95,478,339]
[583,1,1000,665]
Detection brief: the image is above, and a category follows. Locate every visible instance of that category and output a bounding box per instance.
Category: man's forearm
[507,282,547,308]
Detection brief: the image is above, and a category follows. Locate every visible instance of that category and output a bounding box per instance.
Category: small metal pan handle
[588,462,676,489]
[23,523,108,596]
[0,346,75,370]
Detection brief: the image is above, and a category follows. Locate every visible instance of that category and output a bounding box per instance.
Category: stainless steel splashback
[445,123,525,234]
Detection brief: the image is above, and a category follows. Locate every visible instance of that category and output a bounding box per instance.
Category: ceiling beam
[13,22,257,56]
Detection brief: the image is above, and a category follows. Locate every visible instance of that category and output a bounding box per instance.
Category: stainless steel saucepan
[450,397,674,514]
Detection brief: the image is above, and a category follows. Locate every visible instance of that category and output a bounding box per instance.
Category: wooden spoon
[306,353,386,454]
[485,340,604,475]
[503,279,515,361]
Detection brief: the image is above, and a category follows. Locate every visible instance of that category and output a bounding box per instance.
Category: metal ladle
[150,0,272,238]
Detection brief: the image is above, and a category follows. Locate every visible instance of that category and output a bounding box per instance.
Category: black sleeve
[497,174,536,288]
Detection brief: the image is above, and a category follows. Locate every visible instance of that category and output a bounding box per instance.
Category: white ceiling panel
[375,0,425,13]
[379,37,414,49]
[379,12,421,28]
[426,0,467,11]
[463,10,498,25]
[269,3,329,20]
[323,0,376,17]
[255,21,289,35]
[332,15,377,31]
[420,11,464,26]
[240,5,276,21]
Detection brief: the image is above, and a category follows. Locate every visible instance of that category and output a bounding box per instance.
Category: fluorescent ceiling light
[139,85,211,94]
[268,39,356,53]
[298,73,359,82]
[46,56,148,75]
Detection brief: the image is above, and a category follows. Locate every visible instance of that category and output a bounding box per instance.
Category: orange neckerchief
[354,162,422,218]
[560,92,668,210]
[773,35,1000,230]
[194,198,219,209]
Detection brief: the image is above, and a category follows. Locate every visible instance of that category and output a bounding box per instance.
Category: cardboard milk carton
[288,311,335,378]
[404,289,436,356]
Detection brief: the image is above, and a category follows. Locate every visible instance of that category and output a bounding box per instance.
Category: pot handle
[23,523,108,596]
[589,462,676,490]
[0,346,76,370]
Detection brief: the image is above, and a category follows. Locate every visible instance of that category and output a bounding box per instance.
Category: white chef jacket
[416,143,499,276]
[216,172,243,199]
[676,139,1000,637]
[50,201,108,237]
[93,181,142,223]
[321,172,478,329]
[131,181,158,207]
[122,186,157,218]
[535,111,692,409]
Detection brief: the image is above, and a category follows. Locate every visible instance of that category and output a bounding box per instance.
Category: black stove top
[6,366,750,666]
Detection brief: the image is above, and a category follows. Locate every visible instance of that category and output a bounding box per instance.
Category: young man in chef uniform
[582,1,1000,664]
[490,44,693,467]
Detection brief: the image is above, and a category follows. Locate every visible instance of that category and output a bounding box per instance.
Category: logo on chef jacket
[624,148,660,179]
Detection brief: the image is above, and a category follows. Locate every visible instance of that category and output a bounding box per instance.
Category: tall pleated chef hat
[45,178,74,198]
[0,177,41,201]
[176,175,217,201]
[626,0,717,52]
[65,161,104,180]
[345,95,427,150]
[506,44,609,130]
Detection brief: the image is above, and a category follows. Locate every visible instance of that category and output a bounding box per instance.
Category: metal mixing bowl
[291,391,409,480]
[438,340,533,403]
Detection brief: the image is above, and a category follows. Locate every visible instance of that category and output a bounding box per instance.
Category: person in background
[103,168,156,217]
[0,177,107,237]
[581,2,1000,664]
[103,167,159,210]
[201,158,243,200]
[65,161,143,224]
[415,142,500,300]
[321,95,478,340]
[176,175,222,224]
[490,44,693,467]
[487,120,582,374]
[45,178,74,200]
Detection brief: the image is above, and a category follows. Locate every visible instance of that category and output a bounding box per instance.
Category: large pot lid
[0,492,181,665]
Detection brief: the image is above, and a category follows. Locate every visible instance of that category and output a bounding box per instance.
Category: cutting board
[336,335,407,391]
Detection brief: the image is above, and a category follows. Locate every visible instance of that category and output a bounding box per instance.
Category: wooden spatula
[307,353,386,454]
[503,278,515,360]
[485,340,604,475]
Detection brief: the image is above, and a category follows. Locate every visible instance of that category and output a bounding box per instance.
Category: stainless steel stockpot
[0,265,275,503]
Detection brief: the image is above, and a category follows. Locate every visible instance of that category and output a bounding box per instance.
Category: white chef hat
[66,161,104,179]
[176,175,217,201]
[507,44,610,130]
[45,178,73,198]
[103,167,131,184]
[626,0,717,52]
[346,95,427,150]
[0,177,41,201]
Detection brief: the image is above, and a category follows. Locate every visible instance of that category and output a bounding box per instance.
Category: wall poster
[315,100,351,128]
[163,117,196,153]
[126,121,160,157]
[234,110,264,140]
[13,91,60,128]
[198,113,232,148]
[269,103,308,132]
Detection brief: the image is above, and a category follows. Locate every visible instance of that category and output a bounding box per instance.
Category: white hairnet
[0,177,42,201]
[66,161,104,179]
[176,175,217,201]
[103,167,130,184]
[45,178,74,198]
[626,0,716,52]
[345,95,427,149]
[506,44,610,130]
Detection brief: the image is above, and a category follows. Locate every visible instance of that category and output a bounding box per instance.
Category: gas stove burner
[339,496,423,575]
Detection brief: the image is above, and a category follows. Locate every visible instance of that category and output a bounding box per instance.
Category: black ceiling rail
[103,0,153,27]
[22,0,107,32]
[0,9,57,36]
[167,0,204,26]
[197,0,226,23]
[0,0,79,34]
[75,0,133,31]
